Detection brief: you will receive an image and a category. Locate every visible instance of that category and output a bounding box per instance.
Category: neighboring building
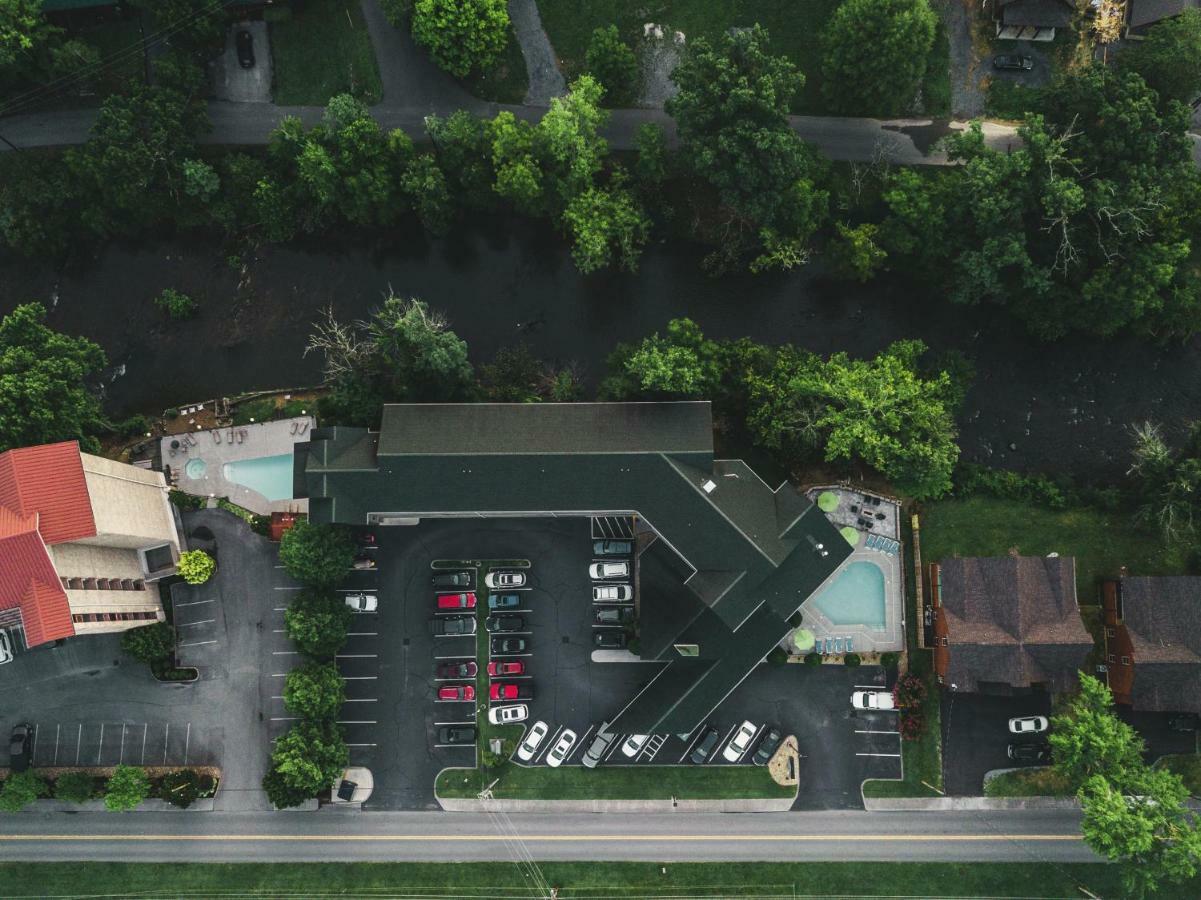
[296,402,850,737]
[0,441,181,649]
[1127,0,1201,37]
[1103,576,1201,713]
[992,0,1075,40]
[929,555,1092,694]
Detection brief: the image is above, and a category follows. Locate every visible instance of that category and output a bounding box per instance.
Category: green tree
[177,549,215,584]
[284,588,354,658]
[365,295,475,401]
[488,111,544,214]
[585,25,639,106]
[535,75,609,210]
[279,521,356,588]
[120,622,175,664]
[399,153,454,235]
[157,769,206,808]
[821,0,938,115]
[411,0,509,78]
[480,344,545,402]
[52,771,97,804]
[0,770,45,812]
[129,0,224,49]
[283,661,346,720]
[608,318,724,399]
[1120,9,1201,105]
[562,178,651,274]
[379,0,412,26]
[0,303,107,453]
[427,109,498,207]
[1127,421,1201,544]
[155,289,198,321]
[264,719,348,804]
[633,122,669,190]
[1050,674,1147,790]
[104,765,150,812]
[0,154,80,257]
[827,222,887,282]
[49,39,101,79]
[0,0,54,72]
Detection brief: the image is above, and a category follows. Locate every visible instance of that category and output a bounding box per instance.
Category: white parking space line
[335,654,378,659]
[30,724,38,762]
[854,684,888,689]
[141,723,148,765]
[717,723,740,754]
[602,736,624,763]
[178,619,214,627]
[434,721,475,726]
[343,698,378,703]
[273,607,289,612]
[175,598,216,607]
[342,676,378,681]
[273,587,301,591]
[856,752,902,758]
[163,724,169,765]
[120,723,126,764]
[347,632,378,637]
[271,651,299,655]
[433,654,475,660]
[272,629,287,634]
[74,723,82,765]
[337,720,377,725]
[270,717,299,722]
[347,743,378,748]
[96,723,104,765]
[184,723,191,765]
[337,588,379,593]
[855,730,901,735]
[575,724,597,759]
[52,724,60,766]
[179,640,218,648]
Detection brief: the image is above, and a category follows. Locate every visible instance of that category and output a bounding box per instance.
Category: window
[1106,627,1115,638]
[1108,653,1116,663]
[1121,656,1131,665]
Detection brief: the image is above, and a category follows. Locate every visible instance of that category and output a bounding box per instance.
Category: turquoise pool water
[184,458,207,479]
[810,561,887,627]
[223,454,294,502]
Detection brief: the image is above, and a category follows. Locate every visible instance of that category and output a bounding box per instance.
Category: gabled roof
[1129,0,1199,28]
[936,556,1091,693]
[1118,576,1201,713]
[998,0,1074,27]
[0,441,96,544]
[0,508,73,647]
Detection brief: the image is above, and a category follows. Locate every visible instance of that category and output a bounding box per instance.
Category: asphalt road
[0,809,1094,863]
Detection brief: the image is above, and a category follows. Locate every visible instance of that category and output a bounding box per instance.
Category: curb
[437,797,795,813]
[862,796,1080,811]
[26,798,216,813]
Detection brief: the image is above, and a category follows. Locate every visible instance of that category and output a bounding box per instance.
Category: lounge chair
[846,636,853,653]
[289,422,298,435]
[298,421,309,434]
[213,430,221,444]
[834,638,844,654]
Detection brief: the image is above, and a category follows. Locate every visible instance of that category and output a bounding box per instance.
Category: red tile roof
[0,508,73,647]
[0,441,96,544]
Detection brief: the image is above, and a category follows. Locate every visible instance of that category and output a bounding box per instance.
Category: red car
[437,684,475,702]
[488,660,525,677]
[489,682,533,701]
[436,592,477,610]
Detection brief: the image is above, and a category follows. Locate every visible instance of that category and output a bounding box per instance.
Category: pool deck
[160,417,314,516]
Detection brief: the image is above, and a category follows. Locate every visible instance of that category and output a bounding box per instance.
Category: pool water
[222,454,294,502]
[184,458,207,479]
[809,561,887,627]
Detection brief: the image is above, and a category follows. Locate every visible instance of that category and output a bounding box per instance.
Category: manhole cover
[562,636,569,644]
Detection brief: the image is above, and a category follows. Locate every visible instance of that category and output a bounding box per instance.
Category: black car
[8,723,32,773]
[993,54,1033,72]
[486,615,524,633]
[432,571,471,588]
[595,606,635,626]
[491,636,527,654]
[1007,741,1051,763]
[751,726,783,766]
[688,725,719,764]
[429,615,476,637]
[594,630,626,649]
[236,29,255,69]
[1169,714,1200,732]
[436,660,478,679]
[438,725,477,745]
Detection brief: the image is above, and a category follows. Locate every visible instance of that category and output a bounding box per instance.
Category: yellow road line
[0,834,1083,842]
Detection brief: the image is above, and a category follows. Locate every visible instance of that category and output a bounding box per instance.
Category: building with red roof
[0,441,181,651]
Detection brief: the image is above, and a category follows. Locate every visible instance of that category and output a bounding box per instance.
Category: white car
[621,734,648,758]
[545,728,578,768]
[344,592,378,613]
[851,690,895,710]
[517,721,549,761]
[592,584,633,603]
[488,704,529,725]
[1009,715,1049,735]
[485,571,526,589]
[589,562,629,580]
[722,720,758,762]
[0,631,12,665]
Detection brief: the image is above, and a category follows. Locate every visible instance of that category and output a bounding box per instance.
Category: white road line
[270,717,299,722]
[343,698,378,703]
[163,723,169,765]
[602,735,623,763]
[433,721,476,726]
[270,673,289,678]
[347,632,378,637]
[273,607,289,612]
[175,598,216,607]
[337,588,379,593]
[854,684,888,689]
[120,723,126,764]
[273,587,301,591]
[179,640,218,648]
[342,676,378,680]
[717,722,740,755]
[574,724,597,761]
[178,619,214,627]
[272,629,286,634]
[856,752,903,758]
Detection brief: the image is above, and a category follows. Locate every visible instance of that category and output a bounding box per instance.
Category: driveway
[941,690,1053,795]
[214,22,271,104]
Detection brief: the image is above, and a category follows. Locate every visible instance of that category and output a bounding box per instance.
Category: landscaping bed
[983,766,1073,798]
[271,0,382,105]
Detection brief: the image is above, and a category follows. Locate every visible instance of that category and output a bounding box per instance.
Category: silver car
[344,592,378,613]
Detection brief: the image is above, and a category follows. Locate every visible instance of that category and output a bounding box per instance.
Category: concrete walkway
[508,0,566,106]
[438,796,796,813]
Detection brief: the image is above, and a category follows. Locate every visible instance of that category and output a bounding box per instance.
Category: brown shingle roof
[1119,576,1201,714]
[937,556,1092,693]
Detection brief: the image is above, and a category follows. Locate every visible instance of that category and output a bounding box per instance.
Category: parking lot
[941,691,1054,795]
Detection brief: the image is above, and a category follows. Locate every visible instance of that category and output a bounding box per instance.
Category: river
[3,218,1199,481]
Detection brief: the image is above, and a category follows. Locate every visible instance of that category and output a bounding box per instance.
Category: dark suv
[689,726,719,764]
[486,615,524,633]
[432,571,471,588]
[438,725,477,745]
[8,723,32,772]
[1007,742,1051,763]
[752,727,783,766]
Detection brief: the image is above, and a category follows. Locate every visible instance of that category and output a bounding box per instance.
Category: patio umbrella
[792,629,816,653]
[839,526,860,547]
[817,491,839,513]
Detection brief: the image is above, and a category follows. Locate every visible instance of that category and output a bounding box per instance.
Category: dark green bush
[169,489,206,510]
[844,652,862,667]
[120,622,174,664]
[804,652,822,667]
[53,771,100,803]
[953,463,1067,509]
[767,646,788,666]
[585,25,638,106]
[880,651,900,670]
[156,769,207,808]
[787,611,803,628]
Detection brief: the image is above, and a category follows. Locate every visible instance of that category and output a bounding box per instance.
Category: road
[0,809,1096,863]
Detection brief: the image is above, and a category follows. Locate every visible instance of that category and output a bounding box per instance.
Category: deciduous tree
[104,765,150,812]
[1120,9,1201,105]
[284,588,354,659]
[586,25,639,106]
[411,0,509,78]
[283,662,346,720]
[263,719,348,804]
[563,178,650,274]
[279,521,356,588]
[120,622,175,665]
[1049,674,1146,790]
[0,0,55,72]
[0,770,45,812]
[177,549,215,584]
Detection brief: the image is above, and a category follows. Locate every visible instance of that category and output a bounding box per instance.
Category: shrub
[285,588,354,658]
[899,709,926,740]
[411,0,509,78]
[168,489,205,510]
[53,771,99,803]
[481,739,515,768]
[787,611,803,628]
[263,768,312,809]
[894,672,928,708]
[104,765,151,812]
[117,414,152,437]
[279,520,356,587]
[154,288,197,320]
[844,652,862,667]
[283,661,346,719]
[804,651,823,667]
[585,25,638,106]
[0,770,46,811]
[157,769,206,808]
[626,636,641,655]
[120,622,174,664]
[767,646,788,666]
[379,0,412,26]
[880,651,900,671]
[177,549,216,585]
[953,463,1067,509]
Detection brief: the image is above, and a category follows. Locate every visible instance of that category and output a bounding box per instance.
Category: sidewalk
[439,796,796,813]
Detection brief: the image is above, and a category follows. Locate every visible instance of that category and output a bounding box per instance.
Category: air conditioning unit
[1096,664,1108,673]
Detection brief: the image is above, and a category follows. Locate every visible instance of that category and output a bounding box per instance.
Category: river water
[3,218,1199,480]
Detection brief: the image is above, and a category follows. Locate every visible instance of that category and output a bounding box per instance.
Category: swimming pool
[222,454,294,502]
[809,561,887,628]
[184,458,207,479]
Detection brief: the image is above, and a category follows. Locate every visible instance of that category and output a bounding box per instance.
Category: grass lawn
[862,668,942,799]
[460,23,530,104]
[984,766,1074,798]
[8,861,1201,899]
[1159,754,1201,797]
[919,496,1192,602]
[271,0,382,105]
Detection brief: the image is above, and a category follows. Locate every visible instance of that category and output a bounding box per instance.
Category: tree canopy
[1049,675,1146,790]
[411,0,509,78]
[104,765,150,812]
[1120,9,1201,106]
[283,661,346,720]
[0,0,54,72]
[279,521,356,588]
[284,588,354,659]
[1127,421,1201,546]
[120,622,175,665]
[263,719,348,807]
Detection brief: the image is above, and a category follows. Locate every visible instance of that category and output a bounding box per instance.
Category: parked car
[590,561,629,580]
[491,637,527,654]
[621,734,649,758]
[438,725,476,745]
[0,630,13,665]
[594,631,626,649]
[486,615,525,633]
[429,616,476,637]
[993,54,1033,72]
[436,660,477,679]
[592,584,633,603]
[1169,714,1200,732]
[1007,742,1051,762]
[1009,715,1049,735]
[581,728,617,768]
[688,725,719,764]
[488,593,520,610]
[722,720,758,762]
[851,690,895,711]
[236,29,255,69]
[752,726,783,766]
[546,729,578,767]
[517,720,550,761]
[485,571,526,589]
[436,592,476,611]
[488,704,528,725]
[490,682,533,702]
[432,571,471,588]
[352,555,376,570]
[488,660,525,677]
[344,592,378,613]
[593,540,633,556]
[595,606,635,626]
[8,723,32,772]
[437,684,475,702]
[358,532,376,545]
